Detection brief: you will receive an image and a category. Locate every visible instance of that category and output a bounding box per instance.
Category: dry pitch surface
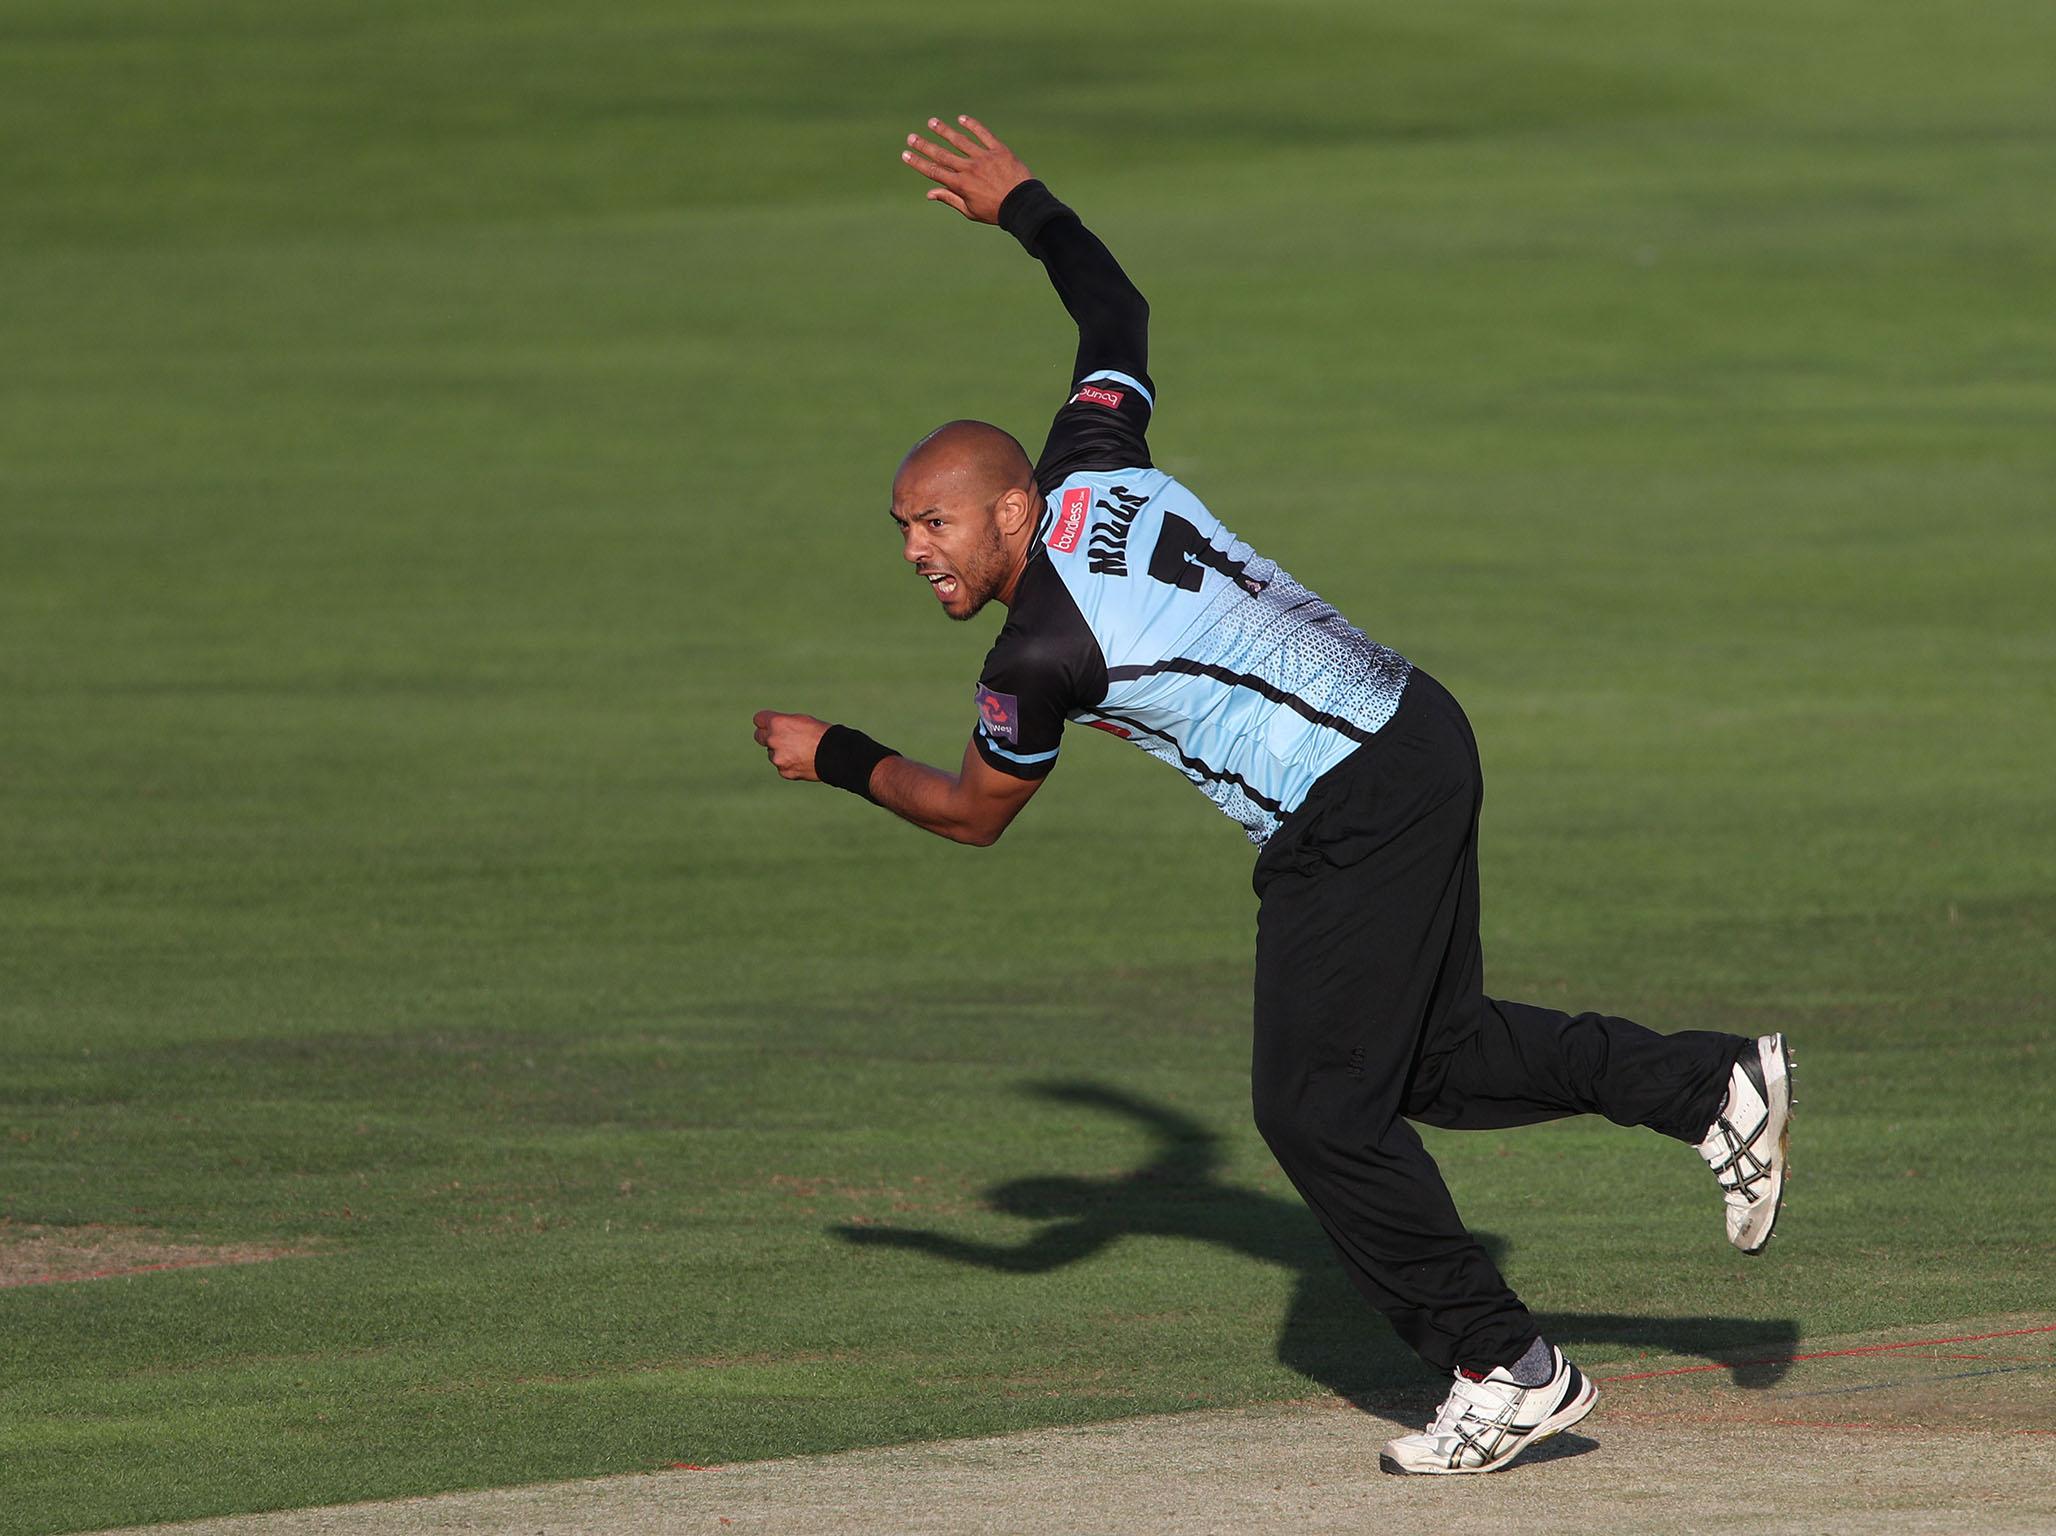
[0,1225,313,1290]
[104,1316,2055,1536]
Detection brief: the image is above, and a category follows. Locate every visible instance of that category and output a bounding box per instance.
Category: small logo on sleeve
[976,684,1020,744]
[1048,487,1090,553]
[1071,384,1125,411]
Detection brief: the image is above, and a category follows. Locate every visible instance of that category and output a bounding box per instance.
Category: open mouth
[922,571,961,601]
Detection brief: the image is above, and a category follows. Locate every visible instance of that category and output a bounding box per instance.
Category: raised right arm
[902,115,1155,485]
[995,178,1150,397]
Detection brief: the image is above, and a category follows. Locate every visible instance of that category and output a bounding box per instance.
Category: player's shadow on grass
[832,1080,1799,1410]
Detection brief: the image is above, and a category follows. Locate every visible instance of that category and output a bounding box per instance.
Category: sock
[1505,1334,1556,1387]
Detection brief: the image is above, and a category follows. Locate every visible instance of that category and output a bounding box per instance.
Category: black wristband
[814,724,899,803]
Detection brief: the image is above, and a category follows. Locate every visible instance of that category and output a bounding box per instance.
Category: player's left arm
[752,711,1041,847]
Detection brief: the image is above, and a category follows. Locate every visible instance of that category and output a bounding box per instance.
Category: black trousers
[1250,670,1745,1376]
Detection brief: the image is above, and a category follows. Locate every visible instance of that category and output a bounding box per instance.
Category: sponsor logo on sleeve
[1048,487,1090,553]
[976,684,1020,744]
[1071,384,1125,411]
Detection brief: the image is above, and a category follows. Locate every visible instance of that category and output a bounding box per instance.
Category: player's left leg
[1409,997,1746,1142]
[1388,695,1791,1252]
[1413,1004,1793,1253]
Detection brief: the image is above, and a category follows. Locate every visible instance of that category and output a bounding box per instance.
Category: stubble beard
[947,522,1012,623]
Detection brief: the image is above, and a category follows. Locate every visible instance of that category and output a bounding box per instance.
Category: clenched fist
[752,710,830,780]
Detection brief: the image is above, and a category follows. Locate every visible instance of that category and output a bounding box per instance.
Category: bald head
[895,419,1035,505]
[889,420,1041,622]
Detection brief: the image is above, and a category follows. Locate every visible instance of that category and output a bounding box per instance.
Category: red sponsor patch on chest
[1047,487,1090,554]
[1073,384,1125,410]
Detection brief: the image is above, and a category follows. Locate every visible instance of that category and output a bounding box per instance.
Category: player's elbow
[1080,288,1147,342]
[950,802,1020,847]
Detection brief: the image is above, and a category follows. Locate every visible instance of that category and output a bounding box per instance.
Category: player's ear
[995,485,1037,536]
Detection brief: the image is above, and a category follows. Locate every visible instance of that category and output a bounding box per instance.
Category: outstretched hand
[901,115,1032,225]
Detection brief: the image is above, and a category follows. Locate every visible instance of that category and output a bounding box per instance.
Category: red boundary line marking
[1609,1412,2056,1437]
[1763,1419,2056,1436]
[1933,1353,2052,1363]
[1595,1324,2056,1383]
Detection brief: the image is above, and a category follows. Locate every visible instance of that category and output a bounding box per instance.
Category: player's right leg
[1252,673,1603,1476]
[1380,1343,1598,1476]
[1250,672,1552,1389]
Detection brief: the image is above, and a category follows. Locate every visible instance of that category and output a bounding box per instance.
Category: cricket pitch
[98,1316,2055,1536]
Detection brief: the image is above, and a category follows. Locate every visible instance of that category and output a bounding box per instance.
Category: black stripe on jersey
[1092,710,1284,814]
[1104,658,1380,748]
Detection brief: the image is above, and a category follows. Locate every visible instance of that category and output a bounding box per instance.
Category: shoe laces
[1426,1372,1519,1437]
[1700,1070,1773,1204]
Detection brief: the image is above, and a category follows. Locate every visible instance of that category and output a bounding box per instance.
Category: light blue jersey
[970,182,1412,843]
[973,465,1414,845]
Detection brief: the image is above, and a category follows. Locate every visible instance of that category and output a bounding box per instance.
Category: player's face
[891,493,1011,622]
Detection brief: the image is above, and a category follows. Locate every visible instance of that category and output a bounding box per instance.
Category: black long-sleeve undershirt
[998,179,1155,493]
[999,179,1151,387]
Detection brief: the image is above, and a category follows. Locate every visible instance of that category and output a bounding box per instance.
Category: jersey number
[1147,513,1265,594]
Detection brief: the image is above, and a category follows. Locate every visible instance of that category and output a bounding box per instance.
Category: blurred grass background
[2,1,2052,1530]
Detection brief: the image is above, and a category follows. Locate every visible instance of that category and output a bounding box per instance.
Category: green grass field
[4,2,2053,1531]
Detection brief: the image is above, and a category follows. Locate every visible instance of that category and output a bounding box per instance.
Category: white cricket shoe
[1696,1032,1794,1254]
[1379,1346,1597,1476]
